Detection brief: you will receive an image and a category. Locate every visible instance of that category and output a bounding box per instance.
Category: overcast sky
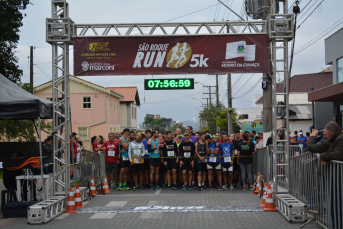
[16,0,342,126]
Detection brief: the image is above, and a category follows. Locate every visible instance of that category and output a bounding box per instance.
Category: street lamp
[192,97,203,104]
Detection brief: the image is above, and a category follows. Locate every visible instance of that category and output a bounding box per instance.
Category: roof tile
[108,86,139,105]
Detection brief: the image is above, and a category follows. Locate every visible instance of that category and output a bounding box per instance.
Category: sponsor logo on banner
[87,42,110,52]
[81,61,114,71]
[133,42,208,69]
[166,42,192,68]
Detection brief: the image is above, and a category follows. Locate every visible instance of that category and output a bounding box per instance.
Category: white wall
[236,108,263,120]
[289,120,312,136]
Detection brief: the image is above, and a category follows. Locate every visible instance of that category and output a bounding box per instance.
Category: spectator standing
[42,136,53,163]
[297,130,308,150]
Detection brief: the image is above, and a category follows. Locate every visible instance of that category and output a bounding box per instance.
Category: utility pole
[203,86,216,105]
[30,46,34,93]
[311,87,315,128]
[227,23,233,134]
[262,0,272,133]
[216,74,219,109]
[202,98,209,109]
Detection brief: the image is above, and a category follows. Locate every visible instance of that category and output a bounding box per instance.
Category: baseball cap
[184,132,190,136]
[212,135,215,138]
[205,134,212,140]
[299,130,303,134]
[72,132,78,137]
[178,135,183,138]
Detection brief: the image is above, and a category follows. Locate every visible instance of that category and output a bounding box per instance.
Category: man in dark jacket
[318,122,343,165]
[42,136,53,163]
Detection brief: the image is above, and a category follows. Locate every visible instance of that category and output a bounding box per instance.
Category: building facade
[34,76,124,150]
[108,87,140,131]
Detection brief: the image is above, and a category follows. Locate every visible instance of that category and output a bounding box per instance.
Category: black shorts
[181,161,193,171]
[222,163,233,173]
[197,163,207,172]
[106,162,119,174]
[164,159,177,171]
[150,158,161,167]
[133,163,144,174]
[119,157,130,168]
[144,159,150,171]
[207,162,221,171]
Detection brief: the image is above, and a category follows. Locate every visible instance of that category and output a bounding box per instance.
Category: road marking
[155,189,161,195]
[55,213,70,219]
[90,213,117,219]
[106,201,128,207]
[140,212,164,218]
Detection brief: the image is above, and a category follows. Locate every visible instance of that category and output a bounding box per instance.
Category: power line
[297,0,325,29]
[234,77,261,99]
[34,64,52,79]
[297,0,318,21]
[232,73,256,96]
[294,17,343,55]
[166,3,220,22]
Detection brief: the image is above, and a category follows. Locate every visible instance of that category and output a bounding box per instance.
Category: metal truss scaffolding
[46,0,293,199]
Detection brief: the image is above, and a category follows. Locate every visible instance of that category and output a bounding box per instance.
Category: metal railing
[288,151,343,229]
[253,147,270,181]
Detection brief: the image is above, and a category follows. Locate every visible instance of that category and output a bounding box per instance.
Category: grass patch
[70,180,80,185]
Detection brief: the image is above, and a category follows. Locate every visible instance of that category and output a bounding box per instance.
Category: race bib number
[167,151,174,157]
[299,144,303,148]
[154,148,159,154]
[108,151,115,157]
[122,156,129,161]
[133,150,141,157]
[184,152,191,158]
[224,157,232,163]
[235,150,238,155]
[209,156,216,162]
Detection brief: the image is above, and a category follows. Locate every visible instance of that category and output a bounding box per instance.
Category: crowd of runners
[86,126,261,192]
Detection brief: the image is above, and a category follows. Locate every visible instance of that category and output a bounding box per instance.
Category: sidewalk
[1,187,318,229]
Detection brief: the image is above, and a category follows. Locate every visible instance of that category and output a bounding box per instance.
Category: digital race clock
[144,78,194,90]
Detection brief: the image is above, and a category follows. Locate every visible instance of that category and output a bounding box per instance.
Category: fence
[289,151,343,229]
[253,147,270,181]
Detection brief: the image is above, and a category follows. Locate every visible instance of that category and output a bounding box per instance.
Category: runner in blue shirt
[205,134,223,191]
[141,129,151,189]
[220,132,235,190]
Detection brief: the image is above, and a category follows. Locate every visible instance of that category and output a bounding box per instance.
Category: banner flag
[74,34,269,76]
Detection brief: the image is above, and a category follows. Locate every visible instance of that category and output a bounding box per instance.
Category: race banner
[73,34,269,76]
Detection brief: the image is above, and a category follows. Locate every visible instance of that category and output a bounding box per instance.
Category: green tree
[169,122,186,133]
[0,0,31,82]
[142,116,155,129]
[198,103,219,133]
[0,82,52,142]
[215,108,244,133]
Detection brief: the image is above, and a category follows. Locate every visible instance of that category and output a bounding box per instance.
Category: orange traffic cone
[90,176,97,196]
[254,175,260,195]
[257,181,263,197]
[103,176,111,194]
[260,184,268,207]
[65,187,78,213]
[75,184,84,208]
[263,184,277,211]
[251,183,256,194]
[98,176,106,195]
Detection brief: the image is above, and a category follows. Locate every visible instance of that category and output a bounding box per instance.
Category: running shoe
[125,186,130,190]
[230,184,234,190]
[188,187,193,191]
[150,184,155,190]
[201,186,204,191]
[132,186,137,191]
[224,185,228,190]
[198,186,202,191]
[242,185,247,191]
[173,184,178,190]
[155,185,160,190]
[182,186,187,191]
[166,185,171,190]
[207,186,213,191]
[249,186,254,191]
[219,186,224,191]
[118,183,123,191]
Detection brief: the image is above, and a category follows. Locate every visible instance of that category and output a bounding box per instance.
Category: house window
[113,127,116,132]
[110,127,113,133]
[82,96,92,109]
[242,114,249,119]
[337,56,343,83]
[110,97,112,110]
[256,115,261,118]
[78,127,88,139]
